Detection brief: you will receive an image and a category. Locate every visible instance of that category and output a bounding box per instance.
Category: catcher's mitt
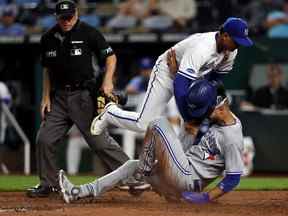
[96,91,127,115]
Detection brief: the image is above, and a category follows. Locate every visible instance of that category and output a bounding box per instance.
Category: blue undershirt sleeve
[173,73,194,121]
[217,174,241,193]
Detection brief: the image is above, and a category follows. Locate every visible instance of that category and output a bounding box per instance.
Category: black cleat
[118,176,151,196]
[26,185,59,198]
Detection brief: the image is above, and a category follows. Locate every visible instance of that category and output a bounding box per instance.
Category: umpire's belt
[58,83,83,92]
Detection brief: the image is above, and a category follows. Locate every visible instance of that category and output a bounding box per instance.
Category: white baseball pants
[106,60,174,132]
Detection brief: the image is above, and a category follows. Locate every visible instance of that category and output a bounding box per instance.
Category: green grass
[236,177,288,190]
[0,175,287,192]
[0,175,96,192]
[208,177,288,191]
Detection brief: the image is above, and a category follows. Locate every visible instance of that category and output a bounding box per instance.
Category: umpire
[27,0,129,197]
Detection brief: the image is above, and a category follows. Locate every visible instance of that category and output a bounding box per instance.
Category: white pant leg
[166,97,181,136]
[167,97,180,118]
[66,136,88,175]
[0,113,7,144]
[122,130,137,159]
[106,61,173,133]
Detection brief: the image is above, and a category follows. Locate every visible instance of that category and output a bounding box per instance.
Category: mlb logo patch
[60,4,69,10]
[70,48,82,56]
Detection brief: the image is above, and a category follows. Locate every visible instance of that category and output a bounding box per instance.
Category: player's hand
[40,97,51,120]
[167,49,178,76]
[182,191,210,204]
[101,78,114,96]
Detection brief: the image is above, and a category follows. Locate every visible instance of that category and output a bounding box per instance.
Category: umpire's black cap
[55,0,76,17]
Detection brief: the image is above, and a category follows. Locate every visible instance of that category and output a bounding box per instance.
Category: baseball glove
[82,77,127,115]
[96,91,127,115]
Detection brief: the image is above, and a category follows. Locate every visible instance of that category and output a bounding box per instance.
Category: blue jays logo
[199,131,220,160]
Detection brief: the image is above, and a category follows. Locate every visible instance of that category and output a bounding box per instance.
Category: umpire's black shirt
[40,20,114,88]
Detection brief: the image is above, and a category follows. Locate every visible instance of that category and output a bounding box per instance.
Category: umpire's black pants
[36,89,129,187]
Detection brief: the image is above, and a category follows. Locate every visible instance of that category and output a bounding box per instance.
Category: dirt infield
[0,190,287,216]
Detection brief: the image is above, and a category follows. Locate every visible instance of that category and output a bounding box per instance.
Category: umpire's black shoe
[26,185,59,198]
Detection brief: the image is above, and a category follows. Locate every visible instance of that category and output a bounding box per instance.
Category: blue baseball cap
[139,57,154,69]
[186,80,217,119]
[223,17,253,47]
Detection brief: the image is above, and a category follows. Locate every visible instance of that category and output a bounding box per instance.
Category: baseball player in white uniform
[59,80,244,204]
[90,17,253,135]
[0,82,12,144]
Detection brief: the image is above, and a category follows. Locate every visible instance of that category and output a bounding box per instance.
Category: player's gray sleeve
[223,143,244,175]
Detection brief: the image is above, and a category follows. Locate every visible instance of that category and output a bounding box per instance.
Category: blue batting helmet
[185,79,217,119]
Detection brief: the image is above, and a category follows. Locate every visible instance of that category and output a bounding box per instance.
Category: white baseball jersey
[102,32,238,133]
[159,31,238,80]
[0,82,11,144]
